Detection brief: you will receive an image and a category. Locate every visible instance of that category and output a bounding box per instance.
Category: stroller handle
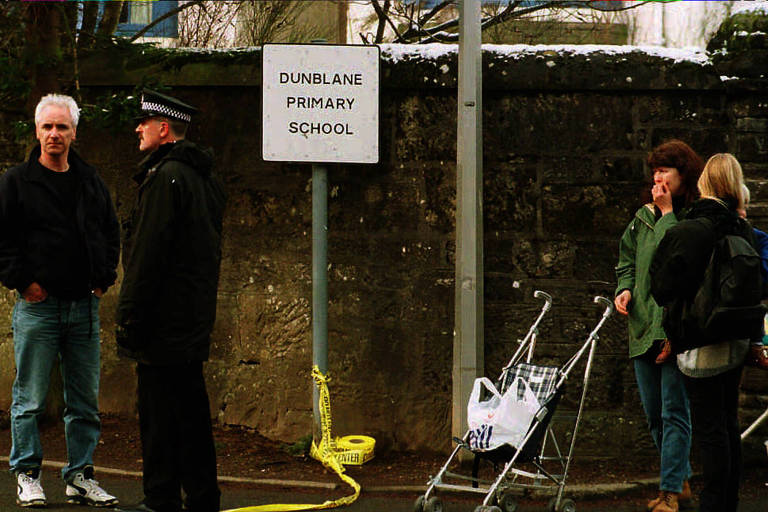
[534,290,553,312]
[593,296,614,318]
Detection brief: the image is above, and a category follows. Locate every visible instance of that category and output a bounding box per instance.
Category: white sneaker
[65,467,118,507]
[16,469,47,508]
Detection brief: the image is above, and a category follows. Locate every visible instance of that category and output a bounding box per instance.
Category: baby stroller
[414,291,614,512]
[741,387,768,484]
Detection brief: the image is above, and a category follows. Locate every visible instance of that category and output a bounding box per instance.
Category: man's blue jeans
[9,294,102,482]
[633,357,692,493]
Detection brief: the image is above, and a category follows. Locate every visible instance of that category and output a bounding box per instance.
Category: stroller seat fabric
[500,362,561,403]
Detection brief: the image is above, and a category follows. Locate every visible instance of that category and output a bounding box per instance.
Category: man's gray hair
[35,94,80,128]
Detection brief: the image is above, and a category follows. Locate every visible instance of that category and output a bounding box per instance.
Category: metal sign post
[311,161,328,440]
[453,0,484,444]
[263,43,380,442]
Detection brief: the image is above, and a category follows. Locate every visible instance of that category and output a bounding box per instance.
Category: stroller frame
[416,291,614,512]
[741,407,768,441]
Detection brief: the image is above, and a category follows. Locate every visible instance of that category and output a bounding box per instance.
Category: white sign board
[262,44,380,164]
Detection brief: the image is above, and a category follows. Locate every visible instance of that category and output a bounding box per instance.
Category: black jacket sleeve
[0,169,33,293]
[95,177,120,291]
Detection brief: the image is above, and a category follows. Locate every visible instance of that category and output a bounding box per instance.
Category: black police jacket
[117,140,226,364]
[0,147,120,296]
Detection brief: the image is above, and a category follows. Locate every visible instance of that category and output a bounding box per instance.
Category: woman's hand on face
[615,289,631,316]
[652,181,674,215]
[651,166,680,215]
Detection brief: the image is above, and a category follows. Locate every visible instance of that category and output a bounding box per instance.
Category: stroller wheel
[424,496,445,512]
[547,497,576,512]
[413,495,425,512]
[472,506,502,512]
[496,492,518,512]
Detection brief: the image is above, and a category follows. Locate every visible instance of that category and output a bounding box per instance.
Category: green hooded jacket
[615,204,682,358]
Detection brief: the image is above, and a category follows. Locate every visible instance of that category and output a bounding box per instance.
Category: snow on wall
[380,42,708,65]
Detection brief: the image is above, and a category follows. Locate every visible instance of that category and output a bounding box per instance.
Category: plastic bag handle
[470,377,501,403]
[503,376,540,408]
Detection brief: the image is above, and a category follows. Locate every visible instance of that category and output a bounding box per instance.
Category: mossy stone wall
[1,15,767,460]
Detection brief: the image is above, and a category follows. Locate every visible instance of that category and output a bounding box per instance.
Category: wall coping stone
[79,42,725,92]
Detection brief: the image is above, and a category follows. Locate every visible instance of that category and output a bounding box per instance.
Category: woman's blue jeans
[9,295,102,482]
[633,357,692,493]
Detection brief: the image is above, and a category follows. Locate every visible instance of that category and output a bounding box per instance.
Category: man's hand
[22,282,47,303]
[615,289,631,316]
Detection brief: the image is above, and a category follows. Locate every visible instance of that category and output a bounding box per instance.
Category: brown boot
[647,490,664,510]
[678,480,693,509]
[746,344,768,370]
[649,482,691,511]
[651,492,679,512]
[655,339,673,364]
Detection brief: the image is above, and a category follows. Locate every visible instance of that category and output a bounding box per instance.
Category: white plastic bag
[467,376,541,451]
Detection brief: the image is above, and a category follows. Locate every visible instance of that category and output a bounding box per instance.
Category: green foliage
[281,434,313,457]
[0,2,29,106]
[80,90,141,133]
[12,120,34,144]
[79,79,172,134]
[708,8,768,54]
[0,57,31,105]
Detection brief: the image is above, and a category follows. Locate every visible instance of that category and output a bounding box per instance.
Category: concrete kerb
[0,456,660,498]
[0,456,338,491]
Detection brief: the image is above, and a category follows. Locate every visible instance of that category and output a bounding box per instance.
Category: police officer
[116,90,226,512]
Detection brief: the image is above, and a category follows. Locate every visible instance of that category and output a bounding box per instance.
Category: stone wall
[1,11,767,460]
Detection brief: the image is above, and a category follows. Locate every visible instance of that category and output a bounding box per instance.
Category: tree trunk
[78,0,99,50]
[96,0,124,38]
[24,3,63,105]
[374,0,390,44]
[60,1,78,50]
[337,1,347,44]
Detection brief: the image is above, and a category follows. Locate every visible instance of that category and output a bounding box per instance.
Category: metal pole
[309,38,329,445]
[312,163,328,441]
[453,0,484,444]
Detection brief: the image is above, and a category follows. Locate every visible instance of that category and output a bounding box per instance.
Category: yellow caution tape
[222,366,373,512]
[333,435,375,466]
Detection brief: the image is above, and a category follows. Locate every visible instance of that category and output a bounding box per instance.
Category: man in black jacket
[116,90,225,512]
[0,94,120,507]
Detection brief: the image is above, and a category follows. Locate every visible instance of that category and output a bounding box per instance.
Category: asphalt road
[1,468,766,512]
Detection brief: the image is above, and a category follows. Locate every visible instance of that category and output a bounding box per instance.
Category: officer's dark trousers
[137,362,221,512]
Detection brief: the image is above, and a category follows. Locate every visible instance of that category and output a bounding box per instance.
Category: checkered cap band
[141,100,192,122]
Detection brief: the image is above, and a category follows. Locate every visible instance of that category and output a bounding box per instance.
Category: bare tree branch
[129,0,205,42]
[179,1,244,48]
[371,0,405,44]
[96,1,124,38]
[375,0,391,44]
[417,0,453,27]
[372,0,654,45]
[410,0,574,40]
[586,0,654,13]
[78,1,99,50]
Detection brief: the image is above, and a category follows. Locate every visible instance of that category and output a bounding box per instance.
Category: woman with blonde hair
[650,153,758,512]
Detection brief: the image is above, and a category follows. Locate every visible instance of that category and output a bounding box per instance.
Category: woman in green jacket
[614,140,703,512]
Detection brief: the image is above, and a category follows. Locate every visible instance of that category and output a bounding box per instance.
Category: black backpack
[663,218,767,352]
